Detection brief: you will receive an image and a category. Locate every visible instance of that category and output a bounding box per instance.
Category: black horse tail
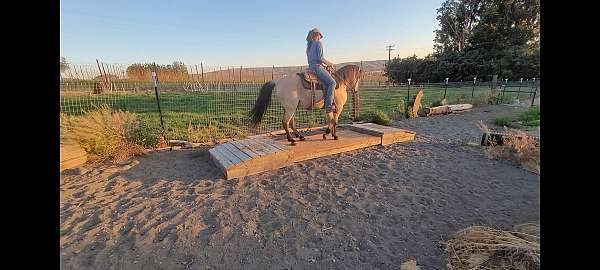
[249,81,275,127]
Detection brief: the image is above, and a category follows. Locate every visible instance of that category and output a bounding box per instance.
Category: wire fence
[60,62,539,146]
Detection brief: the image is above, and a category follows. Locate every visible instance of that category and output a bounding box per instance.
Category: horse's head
[334,64,362,93]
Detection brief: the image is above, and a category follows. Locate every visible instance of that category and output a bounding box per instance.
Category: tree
[466,0,540,78]
[60,57,69,73]
[385,54,442,83]
[125,61,189,81]
[434,0,483,54]
[385,0,540,83]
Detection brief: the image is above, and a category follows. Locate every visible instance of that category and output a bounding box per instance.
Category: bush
[473,91,496,107]
[454,93,467,104]
[493,116,514,127]
[492,106,540,128]
[60,105,147,163]
[396,99,407,119]
[372,111,392,126]
[518,106,540,126]
[432,98,448,107]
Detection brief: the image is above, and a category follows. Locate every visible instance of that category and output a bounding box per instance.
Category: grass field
[60,82,536,146]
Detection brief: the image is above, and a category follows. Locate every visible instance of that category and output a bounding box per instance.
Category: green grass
[492,105,540,128]
[61,83,534,145]
[493,116,517,128]
[518,106,540,126]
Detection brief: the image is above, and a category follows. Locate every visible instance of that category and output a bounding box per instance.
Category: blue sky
[60,0,444,67]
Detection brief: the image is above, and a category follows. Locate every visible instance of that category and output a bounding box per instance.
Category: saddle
[297,69,339,91]
[297,67,339,111]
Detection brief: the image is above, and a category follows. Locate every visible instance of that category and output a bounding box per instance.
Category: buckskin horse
[249,64,361,145]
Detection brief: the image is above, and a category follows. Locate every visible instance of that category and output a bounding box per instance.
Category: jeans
[310,65,336,112]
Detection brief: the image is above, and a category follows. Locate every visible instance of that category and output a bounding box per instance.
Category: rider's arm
[316,41,334,67]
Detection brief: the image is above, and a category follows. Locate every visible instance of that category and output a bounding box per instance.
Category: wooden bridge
[209,123,416,179]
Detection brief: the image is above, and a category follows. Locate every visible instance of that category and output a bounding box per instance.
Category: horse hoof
[322,134,327,140]
[299,136,306,141]
[333,136,338,140]
[290,141,296,146]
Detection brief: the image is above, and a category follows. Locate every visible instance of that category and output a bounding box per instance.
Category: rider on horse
[306,28,337,113]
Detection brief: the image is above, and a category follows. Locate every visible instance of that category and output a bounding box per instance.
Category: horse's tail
[249,81,275,127]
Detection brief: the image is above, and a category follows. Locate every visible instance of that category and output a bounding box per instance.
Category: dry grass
[473,91,497,107]
[477,121,540,174]
[186,121,228,143]
[60,105,146,163]
[440,224,540,270]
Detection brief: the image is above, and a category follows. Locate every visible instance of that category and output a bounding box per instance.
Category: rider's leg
[314,66,337,113]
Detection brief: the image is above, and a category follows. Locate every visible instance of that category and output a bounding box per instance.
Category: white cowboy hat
[311,28,323,38]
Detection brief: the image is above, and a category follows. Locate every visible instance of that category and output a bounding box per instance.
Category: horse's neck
[335,83,347,93]
[334,84,348,100]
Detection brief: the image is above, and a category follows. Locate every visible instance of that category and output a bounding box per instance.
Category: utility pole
[385,45,395,62]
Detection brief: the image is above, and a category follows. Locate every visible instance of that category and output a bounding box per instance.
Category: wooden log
[424,105,451,116]
[423,103,473,116]
[168,140,189,146]
[410,90,424,118]
[447,104,473,111]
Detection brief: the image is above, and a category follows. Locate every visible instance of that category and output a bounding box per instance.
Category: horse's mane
[333,65,361,86]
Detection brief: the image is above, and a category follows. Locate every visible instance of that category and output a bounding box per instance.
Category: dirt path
[60,104,539,270]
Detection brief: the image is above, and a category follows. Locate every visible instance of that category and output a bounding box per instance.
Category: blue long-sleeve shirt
[307,40,332,68]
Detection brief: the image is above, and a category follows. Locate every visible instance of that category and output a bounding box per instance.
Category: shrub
[187,121,227,143]
[477,121,540,174]
[473,91,496,107]
[441,225,539,270]
[493,116,514,127]
[396,99,407,119]
[372,111,392,126]
[454,93,467,104]
[60,105,147,163]
[518,106,540,126]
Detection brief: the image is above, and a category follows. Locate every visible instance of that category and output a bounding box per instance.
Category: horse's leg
[290,117,305,141]
[282,109,296,145]
[323,111,335,140]
[331,105,344,140]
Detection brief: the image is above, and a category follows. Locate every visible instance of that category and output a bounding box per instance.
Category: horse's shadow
[116,147,223,186]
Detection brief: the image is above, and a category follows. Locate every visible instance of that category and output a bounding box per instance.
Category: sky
[60,0,445,67]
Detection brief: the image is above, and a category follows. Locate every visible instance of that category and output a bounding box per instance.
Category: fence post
[529,77,535,100]
[95,59,106,93]
[353,88,360,122]
[500,78,508,103]
[151,63,166,141]
[517,78,523,99]
[407,78,411,104]
[201,63,205,84]
[530,77,537,107]
[272,65,274,80]
[443,78,449,99]
[472,76,477,98]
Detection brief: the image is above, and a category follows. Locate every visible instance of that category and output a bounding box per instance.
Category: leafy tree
[385,0,540,83]
[60,57,69,73]
[126,61,189,81]
[434,0,483,53]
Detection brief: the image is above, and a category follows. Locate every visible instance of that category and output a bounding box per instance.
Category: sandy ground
[60,104,540,270]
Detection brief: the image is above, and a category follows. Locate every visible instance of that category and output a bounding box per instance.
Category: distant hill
[200,60,388,81]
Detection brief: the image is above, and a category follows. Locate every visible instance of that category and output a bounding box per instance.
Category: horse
[249,64,362,145]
